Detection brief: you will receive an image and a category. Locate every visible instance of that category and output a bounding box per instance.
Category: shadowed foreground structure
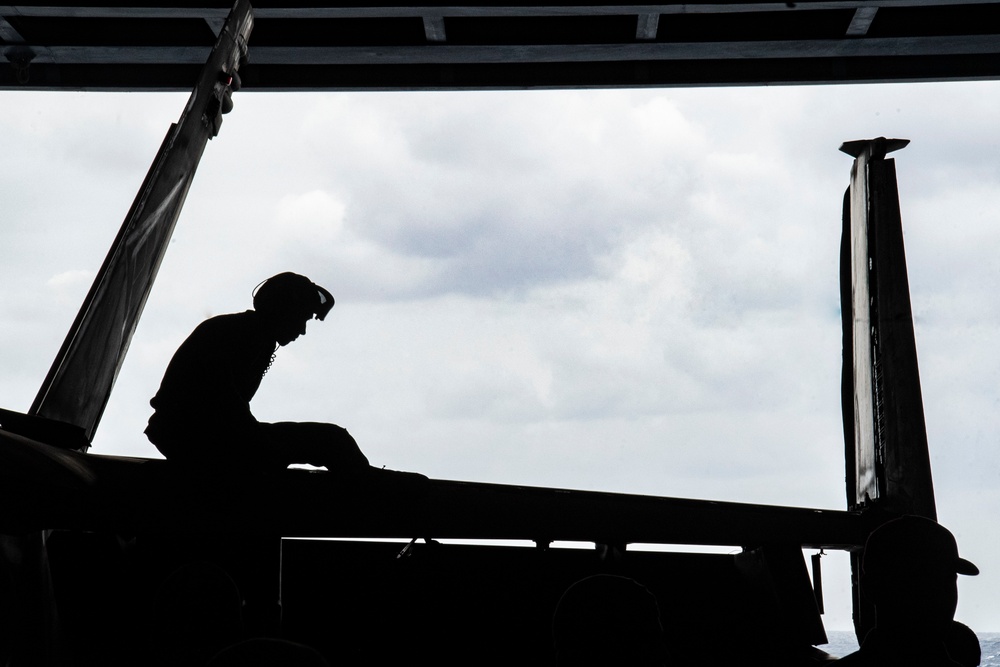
[0,433,877,665]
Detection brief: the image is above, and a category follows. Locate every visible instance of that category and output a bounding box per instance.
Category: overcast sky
[3,80,1000,633]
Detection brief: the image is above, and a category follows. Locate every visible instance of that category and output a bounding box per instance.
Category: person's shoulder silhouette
[945,621,981,667]
[838,515,978,666]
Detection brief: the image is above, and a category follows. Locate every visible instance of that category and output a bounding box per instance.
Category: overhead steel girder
[3,1,1000,90]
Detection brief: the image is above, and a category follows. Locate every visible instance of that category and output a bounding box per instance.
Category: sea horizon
[820,630,1000,664]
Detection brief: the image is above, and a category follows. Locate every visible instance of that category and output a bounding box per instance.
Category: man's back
[150,311,273,423]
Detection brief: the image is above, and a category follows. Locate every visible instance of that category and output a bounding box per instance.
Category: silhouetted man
[838,515,978,666]
[145,272,369,473]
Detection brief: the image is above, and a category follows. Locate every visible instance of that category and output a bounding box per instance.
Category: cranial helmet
[253,272,334,321]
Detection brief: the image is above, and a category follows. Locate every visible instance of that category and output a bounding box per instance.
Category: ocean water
[982,635,1000,667]
[820,631,1000,665]
[818,631,859,657]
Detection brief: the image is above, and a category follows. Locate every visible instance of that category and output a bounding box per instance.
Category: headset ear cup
[314,284,335,320]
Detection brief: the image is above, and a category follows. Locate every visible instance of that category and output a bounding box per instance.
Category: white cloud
[46,269,93,289]
[274,190,347,241]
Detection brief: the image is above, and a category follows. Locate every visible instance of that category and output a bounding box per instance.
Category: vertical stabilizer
[27,1,253,448]
[840,138,937,640]
[839,137,936,520]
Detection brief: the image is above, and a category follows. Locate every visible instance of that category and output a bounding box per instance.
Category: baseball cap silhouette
[862,515,978,578]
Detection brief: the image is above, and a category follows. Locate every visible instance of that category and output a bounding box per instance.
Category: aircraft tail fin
[840,138,937,640]
[27,0,253,449]
[839,137,936,520]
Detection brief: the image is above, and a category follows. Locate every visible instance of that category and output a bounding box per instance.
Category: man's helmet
[253,272,334,321]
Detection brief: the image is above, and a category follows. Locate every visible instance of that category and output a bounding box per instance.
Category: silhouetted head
[149,562,245,667]
[252,272,334,345]
[552,574,668,666]
[861,516,978,634]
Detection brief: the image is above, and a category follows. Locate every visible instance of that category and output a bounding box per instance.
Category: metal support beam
[636,12,659,40]
[423,15,447,42]
[0,15,24,43]
[847,6,879,36]
[3,2,999,20]
[14,33,998,67]
[4,1,1000,90]
[204,17,226,37]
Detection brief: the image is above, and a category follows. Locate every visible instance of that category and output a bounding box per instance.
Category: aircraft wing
[0,425,875,551]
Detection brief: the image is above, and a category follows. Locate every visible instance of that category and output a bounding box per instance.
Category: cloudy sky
[3,80,1000,633]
